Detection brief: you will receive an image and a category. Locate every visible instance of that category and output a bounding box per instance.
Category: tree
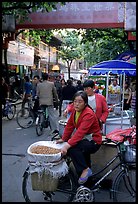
[57,30,83,79]
[80,28,135,67]
[2,2,66,83]
[2,2,66,22]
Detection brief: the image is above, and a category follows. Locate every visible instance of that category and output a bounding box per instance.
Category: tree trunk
[68,65,70,79]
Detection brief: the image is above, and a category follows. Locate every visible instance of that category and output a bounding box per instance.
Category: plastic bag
[106,126,136,143]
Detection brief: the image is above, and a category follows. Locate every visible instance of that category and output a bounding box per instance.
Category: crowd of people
[2,73,136,184]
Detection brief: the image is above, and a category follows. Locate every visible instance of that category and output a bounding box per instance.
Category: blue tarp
[89,60,136,76]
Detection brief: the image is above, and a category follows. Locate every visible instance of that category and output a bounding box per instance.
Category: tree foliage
[57,29,83,78]
[2,2,66,84]
[2,2,66,46]
[2,2,66,23]
[80,28,130,67]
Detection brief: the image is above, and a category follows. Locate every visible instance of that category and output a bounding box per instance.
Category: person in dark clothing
[75,80,84,91]
[58,78,66,117]
[22,76,32,113]
[54,76,62,98]
[61,79,77,111]
[32,75,40,119]
[2,77,10,107]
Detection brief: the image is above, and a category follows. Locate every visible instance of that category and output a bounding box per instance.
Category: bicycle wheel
[112,167,136,202]
[22,167,76,202]
[7,104,16,120]
[36,113,44,136]
[16,108,35,128]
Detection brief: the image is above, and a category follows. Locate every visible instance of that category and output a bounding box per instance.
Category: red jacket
[62,106,102,146]
[94,93,109,123]
[67,93,109,123]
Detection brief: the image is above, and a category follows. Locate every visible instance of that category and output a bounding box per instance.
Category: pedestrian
[61,79,77,112]
[56,91,102,184]
[21,75,32,113]
[36,73,59,134]
[64,79,109,130]
[32,75,41,118]
[58,78,66,117]
[54,75,62,116]
[123,81,132,110]
[14,74,21,94]
[75,80,84,91]
[54,75,62,97]
[108,78,121,105]
[131,84,136,118]
[2,77,10,108]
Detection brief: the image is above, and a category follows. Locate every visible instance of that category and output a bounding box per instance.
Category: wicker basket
[31,171,59,191]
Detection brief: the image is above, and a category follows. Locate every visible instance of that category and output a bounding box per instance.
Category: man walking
[36,73,59,134]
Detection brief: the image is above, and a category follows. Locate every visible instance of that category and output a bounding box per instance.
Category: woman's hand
[61,142,71,155]
[56,138,64,144]
[63,109,68,117]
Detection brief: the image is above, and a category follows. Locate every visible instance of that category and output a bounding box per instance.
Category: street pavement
[3,103,135,202]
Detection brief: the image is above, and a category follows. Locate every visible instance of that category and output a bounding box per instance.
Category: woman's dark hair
[72,90,88,105]
[77,80,82,85]
[83,80,95,88]
[67,79,72,86]
[24,75,30,82]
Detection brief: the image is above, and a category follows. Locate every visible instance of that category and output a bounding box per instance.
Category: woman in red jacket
[56,91,102,184]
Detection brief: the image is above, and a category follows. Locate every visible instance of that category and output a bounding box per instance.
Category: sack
[27,141,69,191]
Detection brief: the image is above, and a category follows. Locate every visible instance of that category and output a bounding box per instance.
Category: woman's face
[73,96,86,112]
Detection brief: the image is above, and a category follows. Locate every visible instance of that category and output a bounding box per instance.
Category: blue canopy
[89,60,136,76]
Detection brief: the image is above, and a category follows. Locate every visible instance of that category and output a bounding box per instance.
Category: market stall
[88,60,136,131]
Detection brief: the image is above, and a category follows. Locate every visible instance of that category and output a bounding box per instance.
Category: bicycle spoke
[16,108,34,128]
[7,104,16,120]
[112,169,136,202]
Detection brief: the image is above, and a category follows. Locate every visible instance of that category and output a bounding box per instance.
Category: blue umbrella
[89,60,136,76]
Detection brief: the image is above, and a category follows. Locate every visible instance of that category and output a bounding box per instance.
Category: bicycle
[16,97,35,128]
[22,129,136,202]
[2,99,16,120]
[11,89,23,103]
[35,105,51,136]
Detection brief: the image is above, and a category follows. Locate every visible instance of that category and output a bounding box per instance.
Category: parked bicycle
[2,99,16,120]
[16,97,35,128]
[22,129,136,202]
[35,105,51,136]
[11,89,23,103]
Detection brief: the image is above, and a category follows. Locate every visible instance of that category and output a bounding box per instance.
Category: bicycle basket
[124,145,136,163]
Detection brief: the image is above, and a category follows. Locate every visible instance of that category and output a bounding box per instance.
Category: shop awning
[52,65,60,71]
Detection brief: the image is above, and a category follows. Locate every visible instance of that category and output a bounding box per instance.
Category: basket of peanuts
[27,141,69,191]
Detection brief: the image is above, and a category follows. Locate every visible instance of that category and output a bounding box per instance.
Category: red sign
[16,2,124,29]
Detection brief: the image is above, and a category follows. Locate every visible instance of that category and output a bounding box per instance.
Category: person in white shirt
[108,78,121,104]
